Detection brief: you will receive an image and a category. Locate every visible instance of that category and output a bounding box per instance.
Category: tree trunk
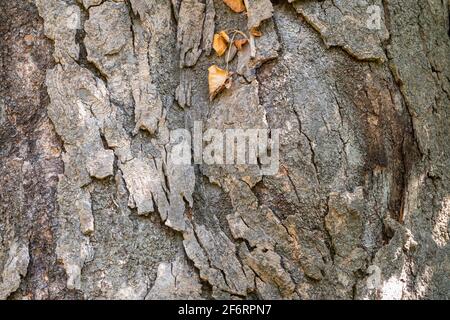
[0,0,449,300]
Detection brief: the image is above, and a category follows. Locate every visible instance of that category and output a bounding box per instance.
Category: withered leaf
[223,0,246,13]
[250,27,262,37]
[219,30,230,42]
[213,31,229,57]
[208,65,232,101]
[234,39,248,50]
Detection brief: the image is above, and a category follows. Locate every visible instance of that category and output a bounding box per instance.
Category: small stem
[249,34,256,58]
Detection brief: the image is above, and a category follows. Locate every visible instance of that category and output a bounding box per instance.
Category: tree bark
[0,0,449,299]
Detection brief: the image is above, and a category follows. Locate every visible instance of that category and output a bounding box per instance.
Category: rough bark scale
[0,0,448,299]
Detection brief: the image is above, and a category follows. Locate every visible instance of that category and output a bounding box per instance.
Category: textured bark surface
[0,0,449,299]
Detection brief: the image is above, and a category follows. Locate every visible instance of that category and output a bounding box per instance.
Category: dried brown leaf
[213,31,229,57]
[223,0,246,13]
[208,65,232,101]
[250,27,262,37]
[234,39,248,50]
[219,31,230,42]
